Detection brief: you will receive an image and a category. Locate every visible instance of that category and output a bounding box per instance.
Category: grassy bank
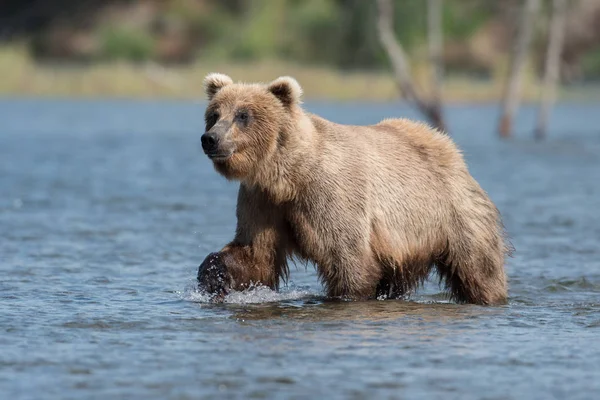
[1,46,598,102]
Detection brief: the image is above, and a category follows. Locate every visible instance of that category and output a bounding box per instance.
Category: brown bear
[197,73,510,305]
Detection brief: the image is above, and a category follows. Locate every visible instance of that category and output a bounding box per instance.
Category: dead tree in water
[428,0,444,121]
[375,0,447,133]
[498,0,541,139]
[535,0,567,141]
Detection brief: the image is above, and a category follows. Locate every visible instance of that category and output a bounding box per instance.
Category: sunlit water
[1,99,599,399]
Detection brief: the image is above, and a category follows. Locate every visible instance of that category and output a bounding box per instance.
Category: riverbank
[1,46,598,102]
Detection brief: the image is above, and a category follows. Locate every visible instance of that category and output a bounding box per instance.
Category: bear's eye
[235,110,250,124]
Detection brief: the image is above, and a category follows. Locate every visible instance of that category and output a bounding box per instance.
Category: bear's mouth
[206,152,233,162]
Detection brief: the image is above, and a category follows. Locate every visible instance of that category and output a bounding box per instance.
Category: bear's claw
[197,252,232,302]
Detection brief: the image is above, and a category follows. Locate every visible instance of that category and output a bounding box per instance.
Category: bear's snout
[201,132,219,153]
[201,122,235,161]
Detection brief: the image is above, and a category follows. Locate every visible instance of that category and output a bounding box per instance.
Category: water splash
[182,280,323,304]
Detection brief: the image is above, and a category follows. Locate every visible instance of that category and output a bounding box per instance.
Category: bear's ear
[203,73,233,101]
[267,76,303,108]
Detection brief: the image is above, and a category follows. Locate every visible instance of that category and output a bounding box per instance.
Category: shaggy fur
[197,74,510,305]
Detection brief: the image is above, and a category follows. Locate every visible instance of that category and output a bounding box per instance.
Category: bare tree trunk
[375,0,447,132]
[428,0,444,116]
[535,0,567,141]
[498,0,541,139]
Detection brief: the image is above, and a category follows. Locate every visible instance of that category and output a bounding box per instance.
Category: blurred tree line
[1,0,600,81]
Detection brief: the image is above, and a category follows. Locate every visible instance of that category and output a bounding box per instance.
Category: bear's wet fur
[197,73,510,305]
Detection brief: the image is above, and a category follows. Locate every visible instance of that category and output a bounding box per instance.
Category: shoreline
[1,49,599,103]
[2,94,598,105]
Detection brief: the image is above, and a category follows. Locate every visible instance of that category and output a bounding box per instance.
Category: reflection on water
[1,100,599,399]
[225,296,503,326]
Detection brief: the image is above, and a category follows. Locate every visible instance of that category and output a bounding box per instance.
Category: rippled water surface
[1,99,599,399]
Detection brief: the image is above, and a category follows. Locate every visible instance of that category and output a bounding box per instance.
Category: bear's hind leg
[435,248,507,305]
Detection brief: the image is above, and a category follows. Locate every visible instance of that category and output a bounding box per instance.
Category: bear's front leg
[197,185,289,302]
[197,252,232,302]
[197,244,285,302]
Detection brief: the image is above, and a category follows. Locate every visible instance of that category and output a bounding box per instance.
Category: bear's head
[201,73,303,181]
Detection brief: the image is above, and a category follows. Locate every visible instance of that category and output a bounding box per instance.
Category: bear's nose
[201,133,219,153]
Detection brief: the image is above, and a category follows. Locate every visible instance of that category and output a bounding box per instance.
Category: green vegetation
[194,0,429,69]
[12,0,507,71]
[581,47,600,79]
[100,26,155,62]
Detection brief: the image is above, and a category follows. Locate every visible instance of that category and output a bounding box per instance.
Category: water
[1,99,599,400]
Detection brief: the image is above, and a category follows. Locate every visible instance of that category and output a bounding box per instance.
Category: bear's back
[307,114,467,185]
[302,114,473,247]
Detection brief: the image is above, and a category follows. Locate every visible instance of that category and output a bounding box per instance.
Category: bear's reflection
[224,297,504,323]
